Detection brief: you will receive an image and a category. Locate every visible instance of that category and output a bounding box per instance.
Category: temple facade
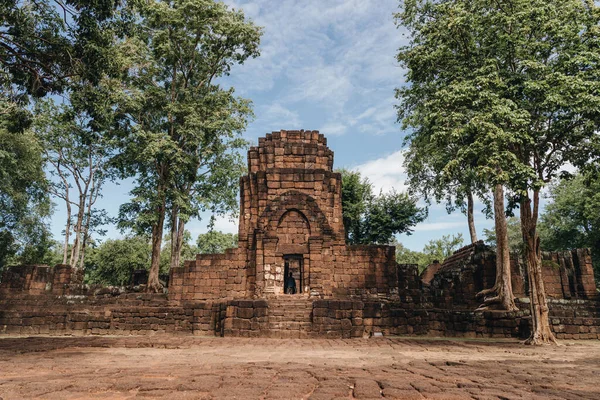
[168,130,400,301]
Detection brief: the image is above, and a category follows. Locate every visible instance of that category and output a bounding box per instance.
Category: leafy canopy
[196,230,238,254]
[396,0,600,199]
[339,169,427,245]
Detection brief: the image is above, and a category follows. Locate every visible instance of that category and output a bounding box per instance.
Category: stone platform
[2,292,599,340]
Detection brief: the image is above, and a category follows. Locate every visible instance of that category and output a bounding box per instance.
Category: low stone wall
[312,300,365,338]
[169,248,249,302]
[0,293,195,336]
[219,300,269,337]
[0,264,81,296]
[1,293,599,339]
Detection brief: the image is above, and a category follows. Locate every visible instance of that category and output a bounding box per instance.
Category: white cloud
[212,215,239,234]
[354,150,408,193]
[256,103,302,130]
[319,121,347,136]
[219,0,406,137]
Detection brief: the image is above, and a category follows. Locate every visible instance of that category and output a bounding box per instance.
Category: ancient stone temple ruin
[0,130,599,339]
[168,130,399,301]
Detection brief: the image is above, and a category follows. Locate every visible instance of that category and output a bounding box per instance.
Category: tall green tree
[197,230,238,254]
[0,96,50,270]
[84,236,152,286]
[33,100,112,270]
[397,0,518,313]
[339,169,427,245]
[396,0,600,344]
[115,0,261,292]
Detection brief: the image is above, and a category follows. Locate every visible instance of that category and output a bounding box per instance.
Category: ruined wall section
[168,248,249,302]
[428,242,597,309]
[330,245,400,298]
[540,249,597,299]
[0,264,81,296]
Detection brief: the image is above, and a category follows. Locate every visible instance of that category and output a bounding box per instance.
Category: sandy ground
[0,336,599,399]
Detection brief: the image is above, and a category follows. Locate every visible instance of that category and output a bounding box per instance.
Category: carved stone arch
[277,208,311,234]
[257,190,333,236]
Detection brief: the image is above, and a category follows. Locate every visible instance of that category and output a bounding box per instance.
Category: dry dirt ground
[0,336,599,400]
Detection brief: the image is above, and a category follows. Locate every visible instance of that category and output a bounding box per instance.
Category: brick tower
[239,130,346,296]
[169,130,400,301]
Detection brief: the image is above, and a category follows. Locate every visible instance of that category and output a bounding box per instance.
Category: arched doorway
[277,209,310,294]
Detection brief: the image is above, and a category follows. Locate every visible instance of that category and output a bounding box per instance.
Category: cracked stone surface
[0,336,599,399]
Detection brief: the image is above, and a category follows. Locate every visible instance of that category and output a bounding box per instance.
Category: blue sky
[48,0,499,252]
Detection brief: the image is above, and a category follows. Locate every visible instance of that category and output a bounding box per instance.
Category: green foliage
[483,217,523,253]
[538,174,600,281]
[0,0,128,97]
[395,243,428,269]
[339,169,426,244]
[542,260,561,270]
[114,0,260,261]
[84,236,152,286]
[396,0,600,201]
[422,233,464,261]
[340,169,373,243]
[364,190,428,244]
[396,234,464,273]
[1,0,130,271]
[0,99,51,270]
[159,231,196,270]
[196,230,238,254]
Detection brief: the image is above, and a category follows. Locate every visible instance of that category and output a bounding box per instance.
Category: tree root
[475,291,518,312]
[475,295,501,311]
[476,285,498,299]
[524,333,560,346]
[146,281,164,293]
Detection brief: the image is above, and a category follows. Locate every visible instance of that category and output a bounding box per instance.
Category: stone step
[268,301,313,307]
[269,309,311,316]
[268,321,312,330]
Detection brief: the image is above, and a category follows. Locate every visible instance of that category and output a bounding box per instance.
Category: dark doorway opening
[283,255,303,294]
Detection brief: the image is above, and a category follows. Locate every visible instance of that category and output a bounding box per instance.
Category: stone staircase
[266,296,314,338]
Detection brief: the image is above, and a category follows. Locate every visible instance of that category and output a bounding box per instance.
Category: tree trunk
[69,194,86,268]
[147,187,166,293]
[520,191,557,345]
[467,189,478,243]
[78,176,98,270]
[476,184,517,311]
[62,202,71,265]
[169,213,185,270]
[78,203,93,270]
